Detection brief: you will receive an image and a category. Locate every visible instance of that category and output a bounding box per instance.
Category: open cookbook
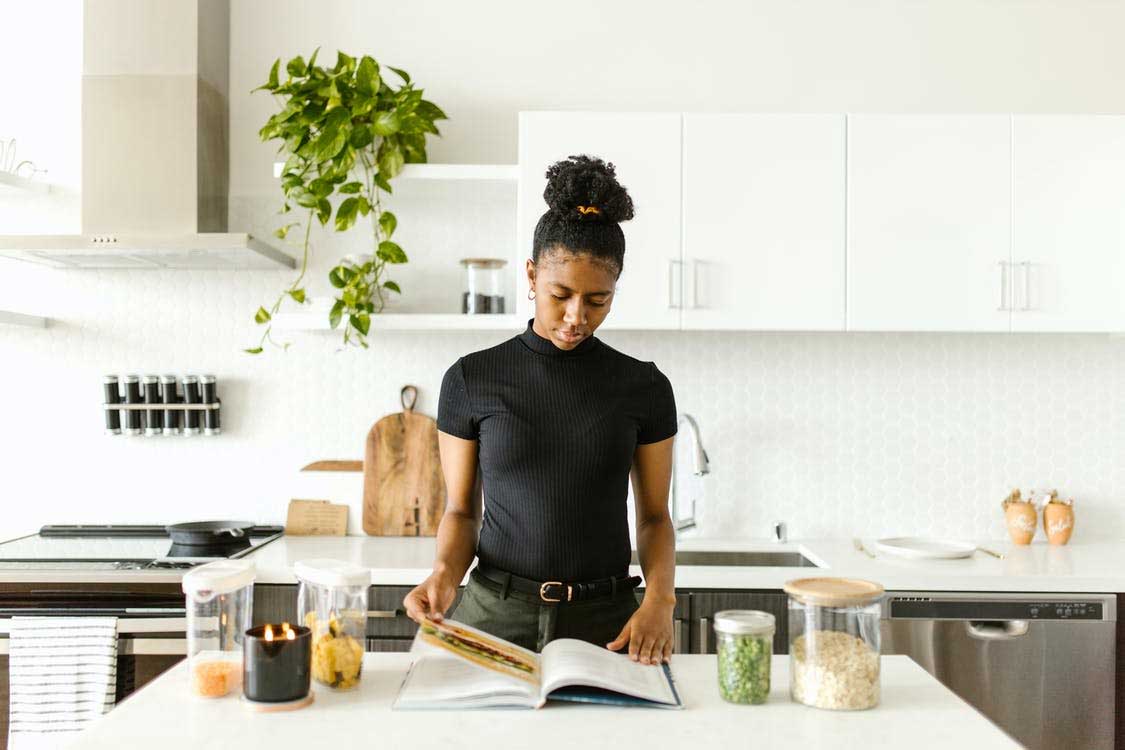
[392,617,683,710]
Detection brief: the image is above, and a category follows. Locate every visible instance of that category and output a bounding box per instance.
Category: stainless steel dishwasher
[881,592,1116,750]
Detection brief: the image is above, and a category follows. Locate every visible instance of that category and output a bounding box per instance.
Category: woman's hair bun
[542,154,635,224]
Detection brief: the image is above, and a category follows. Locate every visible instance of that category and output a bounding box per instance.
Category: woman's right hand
[403,571,459,624]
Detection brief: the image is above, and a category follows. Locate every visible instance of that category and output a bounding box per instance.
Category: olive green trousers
[449,569,641,653]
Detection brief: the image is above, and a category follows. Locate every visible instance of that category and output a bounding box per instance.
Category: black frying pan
[166,520,255,547]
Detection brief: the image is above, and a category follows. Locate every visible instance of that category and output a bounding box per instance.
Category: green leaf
[377,240,407,264]
[348,125,373,150]
[316,198,332,225]
[329,299,344,328]
[253,59,280,92]
[373,173,393,194]
[307,47,320,70]
[350,313,371,336]
[357,196,371,216]
[286,55,307,77]
[273,222,300,240]
[356,56,381,95]
[329,267,347,288]
[416,99,448,121]
[377,141,404,178]
[372,110,401,136]
[254,306,272,324]
[335,51,356,74]
[338,181,362,194]
[309,178,334,199]
[294,189,319,209]
[383,280,401,293]
[335,197,359,231]
[388,66,411,84]
[244,347,263,354]
[378,210,397,238]
[288,287,306,304]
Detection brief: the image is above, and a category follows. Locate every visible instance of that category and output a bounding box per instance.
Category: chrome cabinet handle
[691,259,702,309]
[997,260,1011,311]
[698,617,710,653]
[667,259,683,309]
[366,609,404,619]
[1019,261,1032,311]
[673,618,683,654]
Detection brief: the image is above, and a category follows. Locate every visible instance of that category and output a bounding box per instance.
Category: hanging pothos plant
[246,49,447,352]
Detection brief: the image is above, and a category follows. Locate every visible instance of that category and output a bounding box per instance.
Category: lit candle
[243,623,311,702]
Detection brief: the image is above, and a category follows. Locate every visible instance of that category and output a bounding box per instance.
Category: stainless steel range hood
[0,0,294,270]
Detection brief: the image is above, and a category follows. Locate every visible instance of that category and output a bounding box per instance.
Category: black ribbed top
[437,319,678,582]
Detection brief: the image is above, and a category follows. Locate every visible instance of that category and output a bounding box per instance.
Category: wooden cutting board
[362,385,446,536]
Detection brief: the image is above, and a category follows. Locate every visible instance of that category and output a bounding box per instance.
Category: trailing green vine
[246,49,446,352]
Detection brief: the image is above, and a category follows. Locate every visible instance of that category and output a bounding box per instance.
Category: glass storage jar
[713,610,775,704]
[182,559,255,698]
[294,559,368,690]
[783,577,884,711]
[460,257,507,314]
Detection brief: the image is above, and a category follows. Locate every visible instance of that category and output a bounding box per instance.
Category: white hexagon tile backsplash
[1,197,1123,543]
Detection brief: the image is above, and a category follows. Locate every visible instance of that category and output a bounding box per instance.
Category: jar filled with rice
[783,577,884,710]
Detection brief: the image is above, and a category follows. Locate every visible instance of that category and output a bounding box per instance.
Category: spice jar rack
[103,374,221,436]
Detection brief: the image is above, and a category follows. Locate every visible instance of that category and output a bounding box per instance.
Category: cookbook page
[539,639,679,705]
[393,656,539,709]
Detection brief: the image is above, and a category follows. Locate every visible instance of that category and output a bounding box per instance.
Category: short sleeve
[437,358,478,440]
[637,363,678,444]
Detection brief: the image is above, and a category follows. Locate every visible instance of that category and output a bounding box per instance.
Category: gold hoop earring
[527,289,535,300]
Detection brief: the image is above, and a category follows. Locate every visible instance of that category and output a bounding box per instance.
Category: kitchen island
[69,654,1020,749]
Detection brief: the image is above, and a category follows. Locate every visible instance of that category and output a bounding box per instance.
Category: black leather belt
[473,562,642,603]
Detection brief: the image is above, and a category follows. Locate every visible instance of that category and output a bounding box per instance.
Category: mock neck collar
[518,318,600,357]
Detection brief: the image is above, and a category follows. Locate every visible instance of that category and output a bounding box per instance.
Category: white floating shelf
[0,310,49,328]
[272,300,520,332]
[0,171,52,194]
[272,162,517,182]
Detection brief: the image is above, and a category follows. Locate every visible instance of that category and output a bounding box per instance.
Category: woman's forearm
[635,514,676,606]
[431,508,481,585]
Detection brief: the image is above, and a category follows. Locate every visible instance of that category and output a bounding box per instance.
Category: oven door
[0,594,187,750]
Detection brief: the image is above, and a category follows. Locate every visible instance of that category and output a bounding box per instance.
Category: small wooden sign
[285,499,348,536]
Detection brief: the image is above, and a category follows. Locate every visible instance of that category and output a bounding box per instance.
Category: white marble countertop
[69,654,1019,750]
[3,535,1122,593]
[242,535,1125,593]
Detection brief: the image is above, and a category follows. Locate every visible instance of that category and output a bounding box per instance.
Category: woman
[403,155,678,665]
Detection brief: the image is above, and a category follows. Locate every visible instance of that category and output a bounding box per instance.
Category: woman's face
[526,248,618,350]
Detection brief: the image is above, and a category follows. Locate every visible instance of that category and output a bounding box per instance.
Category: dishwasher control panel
[887,596,1108,621]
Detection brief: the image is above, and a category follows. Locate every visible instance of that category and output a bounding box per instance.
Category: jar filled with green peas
[714,610,775,704]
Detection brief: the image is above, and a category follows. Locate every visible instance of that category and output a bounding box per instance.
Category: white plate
[873,537,977,560]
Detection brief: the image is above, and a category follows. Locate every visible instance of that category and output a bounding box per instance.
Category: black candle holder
[243,624,311,703]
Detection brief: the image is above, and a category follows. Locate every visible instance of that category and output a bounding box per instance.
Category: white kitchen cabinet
[682,114,845,330]
[847,115,1012,332]
[1011,115,1125,332]
[517,112,683,330]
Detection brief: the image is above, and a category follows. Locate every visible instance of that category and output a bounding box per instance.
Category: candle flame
[282,621,290,631]
[264,624,274,642]
[286,628,295,641]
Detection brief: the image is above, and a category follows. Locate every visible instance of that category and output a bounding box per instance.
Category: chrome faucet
[671,413,709,534]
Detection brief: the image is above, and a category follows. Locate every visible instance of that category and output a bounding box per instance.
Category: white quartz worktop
[244,535,1125,593]
[69,654,1019,750]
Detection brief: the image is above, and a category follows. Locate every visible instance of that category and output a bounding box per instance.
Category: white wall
[1,0,1123,544]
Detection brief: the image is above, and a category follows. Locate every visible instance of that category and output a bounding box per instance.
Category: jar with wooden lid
[783,577,884,711]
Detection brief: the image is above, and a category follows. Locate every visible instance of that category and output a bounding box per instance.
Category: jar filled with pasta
[294,559,368,690]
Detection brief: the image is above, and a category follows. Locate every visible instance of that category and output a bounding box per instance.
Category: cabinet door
[518,112,683,330]
[1011,116,1125,332]
[682,114,846,330]
[689,590,789,655]
[847,115,1012,332]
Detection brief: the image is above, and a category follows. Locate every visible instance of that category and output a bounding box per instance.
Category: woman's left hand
[606,599,675,664]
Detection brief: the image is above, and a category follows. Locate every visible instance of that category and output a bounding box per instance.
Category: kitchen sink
[629,550,818,567]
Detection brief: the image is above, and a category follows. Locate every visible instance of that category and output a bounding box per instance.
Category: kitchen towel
[7,617,118,749]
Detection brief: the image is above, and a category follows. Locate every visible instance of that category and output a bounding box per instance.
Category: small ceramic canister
[1043,501,1075,545]
[1003,492,1038,545]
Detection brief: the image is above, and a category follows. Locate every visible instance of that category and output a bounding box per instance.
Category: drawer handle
[966,620,1029,640]
[366,609,404,619]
